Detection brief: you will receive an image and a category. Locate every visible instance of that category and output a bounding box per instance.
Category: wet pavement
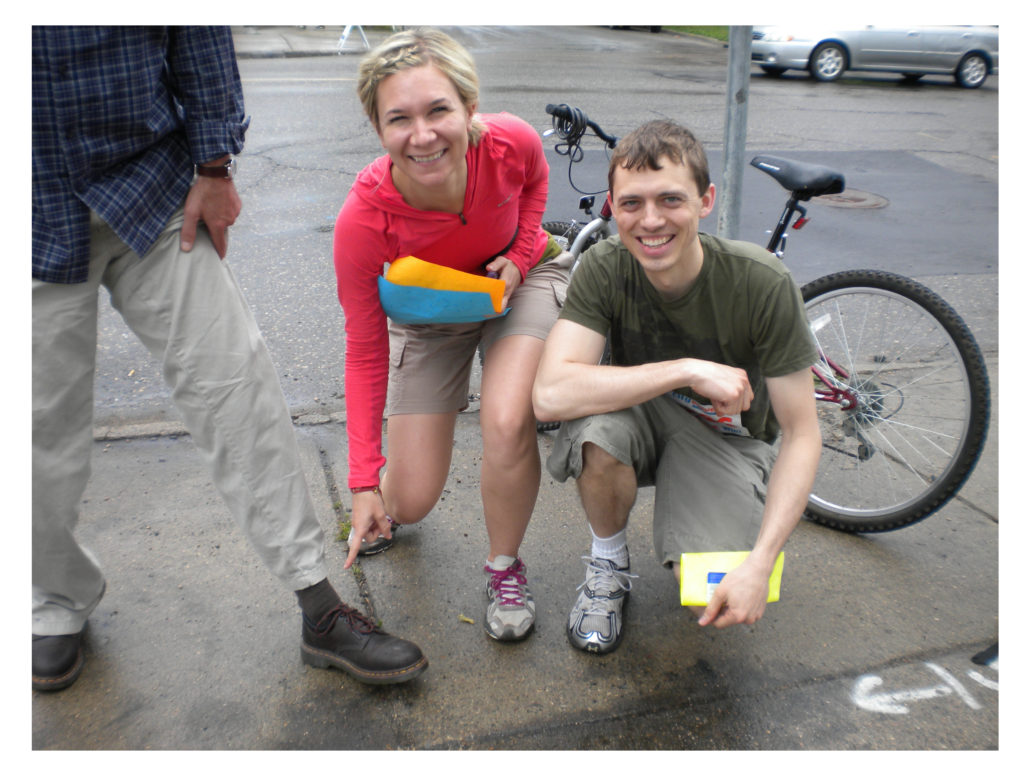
[32,378,1000,749]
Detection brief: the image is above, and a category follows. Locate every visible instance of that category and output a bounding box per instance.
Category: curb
[93,410,347,442]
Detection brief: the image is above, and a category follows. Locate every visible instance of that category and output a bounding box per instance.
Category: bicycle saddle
[750,155,845,200]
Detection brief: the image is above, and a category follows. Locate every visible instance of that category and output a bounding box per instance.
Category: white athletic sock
[589,526,629,568]
[487,554,517,571]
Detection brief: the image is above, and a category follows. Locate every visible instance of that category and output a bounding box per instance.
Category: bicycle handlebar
[545,103,618,148]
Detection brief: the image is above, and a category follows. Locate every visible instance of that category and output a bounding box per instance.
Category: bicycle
[538,103,991,534]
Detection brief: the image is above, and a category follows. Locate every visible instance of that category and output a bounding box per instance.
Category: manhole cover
[816,189,889,209]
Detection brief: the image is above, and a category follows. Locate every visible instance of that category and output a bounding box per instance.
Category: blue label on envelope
[706,571,726,601]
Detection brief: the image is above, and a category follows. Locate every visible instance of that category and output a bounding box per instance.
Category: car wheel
[760,65,787,77]
[955,53,988,88]
[809,42,847,82]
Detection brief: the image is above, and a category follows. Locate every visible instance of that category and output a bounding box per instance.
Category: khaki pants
[32,208,327,636]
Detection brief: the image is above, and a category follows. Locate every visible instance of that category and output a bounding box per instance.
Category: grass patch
[336,509,352,542]
[666,26,730,43]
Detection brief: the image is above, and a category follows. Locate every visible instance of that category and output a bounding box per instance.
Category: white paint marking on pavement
[967,670,999,690]
[924,662,982,710]
[851,674,952,714]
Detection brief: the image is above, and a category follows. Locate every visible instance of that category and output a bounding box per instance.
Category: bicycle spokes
[799,271,988,531]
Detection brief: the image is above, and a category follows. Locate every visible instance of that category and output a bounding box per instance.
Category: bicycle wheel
[542,219,601,255]
[799,270,989,532]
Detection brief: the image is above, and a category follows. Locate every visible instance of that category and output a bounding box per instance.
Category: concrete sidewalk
[31,358,1000,748]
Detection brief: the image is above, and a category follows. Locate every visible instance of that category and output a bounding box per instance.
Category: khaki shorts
[386,251,572,416]
[546,394,777,566]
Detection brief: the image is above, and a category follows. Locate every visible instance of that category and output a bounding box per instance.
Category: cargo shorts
[546,394,777,566]
[386,251,572,416]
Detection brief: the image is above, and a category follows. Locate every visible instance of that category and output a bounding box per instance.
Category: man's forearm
[534,360,689,422]
[747,423,821,575]
[535,355,754,423]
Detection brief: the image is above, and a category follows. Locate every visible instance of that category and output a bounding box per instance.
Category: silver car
[751,26,998,88]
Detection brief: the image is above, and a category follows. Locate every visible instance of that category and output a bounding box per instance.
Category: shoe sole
[32,647,85,692]
[300,642,428,685]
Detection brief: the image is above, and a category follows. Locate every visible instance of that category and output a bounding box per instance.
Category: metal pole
[717,26,752,240]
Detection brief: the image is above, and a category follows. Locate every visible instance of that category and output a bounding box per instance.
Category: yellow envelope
[679,551,784,606]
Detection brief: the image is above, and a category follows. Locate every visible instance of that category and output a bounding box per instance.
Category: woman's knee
[382,482,437,524]
[480,402,535,453]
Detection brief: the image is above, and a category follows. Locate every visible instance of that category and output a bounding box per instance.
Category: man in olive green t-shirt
[533,119,822,655]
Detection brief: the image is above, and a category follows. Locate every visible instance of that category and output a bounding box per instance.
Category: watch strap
[194,158,235,179]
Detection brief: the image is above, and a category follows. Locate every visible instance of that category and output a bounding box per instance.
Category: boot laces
[314,603,377,635]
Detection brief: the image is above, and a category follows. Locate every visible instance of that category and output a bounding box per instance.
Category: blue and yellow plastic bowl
[377,256,508,325]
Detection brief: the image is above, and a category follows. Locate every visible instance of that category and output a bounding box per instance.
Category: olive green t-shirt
[559,233,817,443]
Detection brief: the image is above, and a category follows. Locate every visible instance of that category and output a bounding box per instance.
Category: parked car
[751,26,998,88]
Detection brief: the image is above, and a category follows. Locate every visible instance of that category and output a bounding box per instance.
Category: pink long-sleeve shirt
[333,113,550,488]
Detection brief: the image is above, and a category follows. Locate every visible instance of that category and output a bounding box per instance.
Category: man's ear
[699,182,716,218]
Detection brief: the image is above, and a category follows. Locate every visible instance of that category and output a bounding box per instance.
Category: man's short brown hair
[608,120,710,196]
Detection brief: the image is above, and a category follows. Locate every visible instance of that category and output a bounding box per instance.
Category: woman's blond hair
[357,27,486,145]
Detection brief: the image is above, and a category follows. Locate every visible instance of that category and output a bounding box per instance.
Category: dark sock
[295,578,342,624]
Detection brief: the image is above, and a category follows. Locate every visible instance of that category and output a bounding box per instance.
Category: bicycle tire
[542,219,602,255]
[799,269,989,532]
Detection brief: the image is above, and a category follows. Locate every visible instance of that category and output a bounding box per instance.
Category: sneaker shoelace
[487,560,528,607]
[577,555,638,601]
[313,603,378,635]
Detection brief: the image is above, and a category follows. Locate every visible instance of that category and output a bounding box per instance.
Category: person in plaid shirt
[32,26,427,692]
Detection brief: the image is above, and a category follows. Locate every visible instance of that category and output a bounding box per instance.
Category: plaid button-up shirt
[32,26,249,284]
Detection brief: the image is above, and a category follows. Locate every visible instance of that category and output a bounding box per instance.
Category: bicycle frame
[761,194,860,412]
[568,197,613,276]
[764,194,809,258]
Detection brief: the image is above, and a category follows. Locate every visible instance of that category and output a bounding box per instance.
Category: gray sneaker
[357,520,398,557]
[483,557,536,641]
[567,555,637,654]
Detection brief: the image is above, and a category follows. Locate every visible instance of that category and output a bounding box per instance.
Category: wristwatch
[194,157,236,180]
